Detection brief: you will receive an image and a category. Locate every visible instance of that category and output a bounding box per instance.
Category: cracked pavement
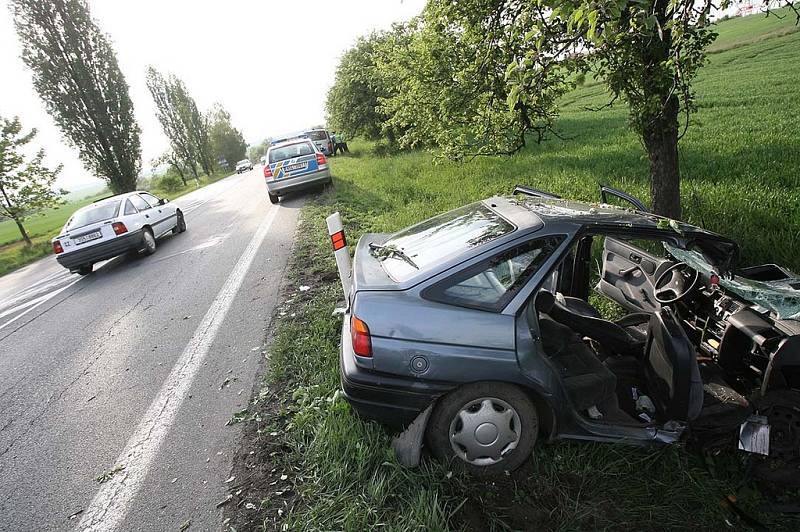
[0,170,302,530]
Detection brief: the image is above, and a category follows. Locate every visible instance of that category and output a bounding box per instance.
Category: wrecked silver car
[330,186,800,476]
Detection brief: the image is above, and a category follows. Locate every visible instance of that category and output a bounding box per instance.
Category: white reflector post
[326,211,353,303]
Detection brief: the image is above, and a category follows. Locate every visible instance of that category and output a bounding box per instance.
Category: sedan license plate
[73,230,102,244]
[284,162,307,172]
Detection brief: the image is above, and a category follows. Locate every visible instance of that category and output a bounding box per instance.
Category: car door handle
[629,253,642,264]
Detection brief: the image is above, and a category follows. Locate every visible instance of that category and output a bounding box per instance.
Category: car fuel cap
[410,356,428,373]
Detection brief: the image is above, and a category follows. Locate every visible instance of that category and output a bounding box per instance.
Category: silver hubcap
[449,397,521,466]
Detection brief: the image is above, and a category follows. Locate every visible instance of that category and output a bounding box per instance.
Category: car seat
[642,308,704,421]
[533,292,618,411]
[546,292,648,357]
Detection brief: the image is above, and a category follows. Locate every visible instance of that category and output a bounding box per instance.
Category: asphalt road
[0,169,302,531]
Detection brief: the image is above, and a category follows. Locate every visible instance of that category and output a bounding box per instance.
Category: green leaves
[11,0,141,193]
[0,115,65,244]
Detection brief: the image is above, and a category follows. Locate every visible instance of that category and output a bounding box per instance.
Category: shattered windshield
[666,245,800,320]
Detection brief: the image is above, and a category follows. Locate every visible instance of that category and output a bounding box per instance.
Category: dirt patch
[221,370,298,531]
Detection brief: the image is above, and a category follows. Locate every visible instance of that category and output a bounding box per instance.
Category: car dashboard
[680,282,800,393]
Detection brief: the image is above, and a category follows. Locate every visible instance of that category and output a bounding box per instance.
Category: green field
[236,9,800,532]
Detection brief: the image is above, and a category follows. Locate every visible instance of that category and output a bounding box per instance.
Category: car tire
[268,192,279,205]
[141,228,157,256]
[426,382,537,476]
[76,264,93,276]
[173,210,186,234]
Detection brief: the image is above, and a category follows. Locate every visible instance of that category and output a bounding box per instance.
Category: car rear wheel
[76,264,93,276]
[426,382,537,476]
[268,192,279,205]
[173,210,186,234]
[141,229,157,256]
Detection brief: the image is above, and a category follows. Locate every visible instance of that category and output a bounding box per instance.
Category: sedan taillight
[351,315,372,357]
[316,152,327,167]
[52,240,64,254]
[112,222,128,235]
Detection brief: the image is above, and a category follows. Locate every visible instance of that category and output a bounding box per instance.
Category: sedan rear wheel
[426,382,537,476]
[76,264,93,276]
[173,210,186,234]
[141,228,157,256]
[268,192,279,205]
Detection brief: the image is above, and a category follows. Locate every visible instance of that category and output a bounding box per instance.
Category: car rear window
[306,131,327,141]
[67,201,121,230]
[378,203,516,282]
[269,142,315,162]
[425,236,564,312]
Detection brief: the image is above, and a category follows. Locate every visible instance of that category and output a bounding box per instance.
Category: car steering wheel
[653,262,700,304]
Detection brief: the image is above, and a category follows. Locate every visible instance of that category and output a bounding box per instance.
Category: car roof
[267,138,314,150]
[491,195,728,238]
[78,191,156,209]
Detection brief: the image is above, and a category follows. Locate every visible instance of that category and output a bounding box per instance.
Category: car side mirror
[159,198,168,205]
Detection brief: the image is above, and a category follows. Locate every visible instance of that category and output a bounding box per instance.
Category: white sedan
[52,191,186,275]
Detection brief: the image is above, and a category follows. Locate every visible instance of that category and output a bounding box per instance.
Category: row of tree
[326,0,798,218]
[1,0,248,246]
[146,68,246,185]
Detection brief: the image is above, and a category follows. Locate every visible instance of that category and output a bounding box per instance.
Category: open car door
[597,237,674,314]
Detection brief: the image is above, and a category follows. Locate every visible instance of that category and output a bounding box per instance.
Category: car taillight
[112,222,128,235]
[52,240,64,254]
[263,165,273,180]
[351,316,372,357]
[316,153,327,167]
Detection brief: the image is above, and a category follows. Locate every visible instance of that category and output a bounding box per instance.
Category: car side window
[425,236,565,312]
[124,199,138,215]
[139,193,161,208]
[129,194,150,211]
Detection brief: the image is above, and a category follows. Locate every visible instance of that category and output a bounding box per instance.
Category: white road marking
[0,277,82,333]
[77,205,281,531]
[0,270,69,309]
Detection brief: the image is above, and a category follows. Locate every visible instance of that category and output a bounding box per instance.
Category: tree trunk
[638,0,682,220]
[642,94,681,219]
[14,218,32,246]
[173,164,187,186]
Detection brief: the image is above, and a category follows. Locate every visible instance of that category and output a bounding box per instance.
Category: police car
[263,139,331,204]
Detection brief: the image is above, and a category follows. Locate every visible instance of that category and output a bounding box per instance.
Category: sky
[0,0,427,190]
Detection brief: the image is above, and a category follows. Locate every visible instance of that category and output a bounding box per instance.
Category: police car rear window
[377,203,516,282]
[269,142,315,163]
